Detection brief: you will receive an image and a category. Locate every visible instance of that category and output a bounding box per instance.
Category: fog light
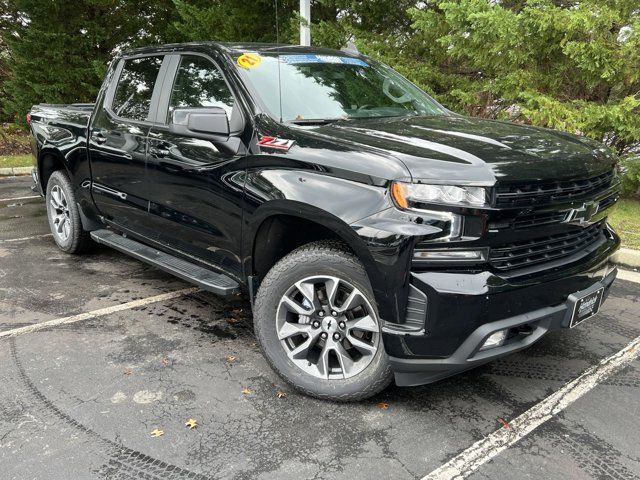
[480,330,508,351]
[413,249,486,262]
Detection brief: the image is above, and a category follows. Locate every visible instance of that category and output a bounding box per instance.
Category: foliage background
[1,0,638,194]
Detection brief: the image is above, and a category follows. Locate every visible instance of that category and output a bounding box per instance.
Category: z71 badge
[257,136,295,151]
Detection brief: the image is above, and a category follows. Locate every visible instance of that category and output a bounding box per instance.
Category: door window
[168,55,234,121]
[112,56,164,121]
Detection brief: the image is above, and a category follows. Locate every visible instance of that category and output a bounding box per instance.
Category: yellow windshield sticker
[237,53,262,69]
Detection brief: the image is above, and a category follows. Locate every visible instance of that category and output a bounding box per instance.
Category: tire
[45,170,92,254]
[254,241,393,401]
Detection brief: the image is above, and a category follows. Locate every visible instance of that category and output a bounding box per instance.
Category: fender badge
[258,136,295,151]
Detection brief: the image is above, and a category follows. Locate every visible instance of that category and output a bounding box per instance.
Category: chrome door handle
[149,147,170,158]
[91,132,107,145]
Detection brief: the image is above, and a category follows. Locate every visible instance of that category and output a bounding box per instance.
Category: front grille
[495,171,614,207]
[489,223,604,271]
[489,211,569,230]
[598,193,617,211]
[511,211,568,229]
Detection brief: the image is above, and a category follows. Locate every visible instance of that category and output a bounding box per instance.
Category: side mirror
[171,107,230,136]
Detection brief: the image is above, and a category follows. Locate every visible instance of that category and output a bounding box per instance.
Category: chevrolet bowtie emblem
[565,201,599,226]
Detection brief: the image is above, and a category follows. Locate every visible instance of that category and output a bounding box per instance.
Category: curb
[0,166,32,176]
[612,248,640,270]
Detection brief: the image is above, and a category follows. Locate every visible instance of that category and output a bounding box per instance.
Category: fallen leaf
[226,318,241,324]
[185,418,198,429]
[123,368,133,376]
[150,428,164,437]
[276,390,287,398]
[241,387,252,395]
[498,417,510,429]
[226,355,236,363]
[377,402,390,410]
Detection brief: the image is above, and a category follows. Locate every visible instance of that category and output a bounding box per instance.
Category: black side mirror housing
[170,107,230,137]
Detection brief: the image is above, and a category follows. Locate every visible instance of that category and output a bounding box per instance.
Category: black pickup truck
[29,42,620,400]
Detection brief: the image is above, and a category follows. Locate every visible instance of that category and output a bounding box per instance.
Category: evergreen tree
[305,0,416,49]
[0,0,15,122]
[170,0,299,44]
[0,0,175,121]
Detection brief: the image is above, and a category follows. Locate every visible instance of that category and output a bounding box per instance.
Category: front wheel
[254,241,393,401]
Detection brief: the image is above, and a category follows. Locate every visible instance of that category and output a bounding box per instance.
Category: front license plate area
[570,287,604,328]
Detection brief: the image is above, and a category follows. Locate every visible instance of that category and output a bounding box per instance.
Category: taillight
[26,113,31,125]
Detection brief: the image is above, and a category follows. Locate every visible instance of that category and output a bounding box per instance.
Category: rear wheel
[46,170,92,253]
[254,241,393,401]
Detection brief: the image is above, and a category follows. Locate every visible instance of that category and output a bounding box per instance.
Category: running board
[90,229,240,296]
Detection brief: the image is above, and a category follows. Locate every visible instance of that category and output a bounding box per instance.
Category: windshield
[233,52,447,123]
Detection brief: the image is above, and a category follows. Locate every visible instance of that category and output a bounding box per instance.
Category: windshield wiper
[288,118,342,125]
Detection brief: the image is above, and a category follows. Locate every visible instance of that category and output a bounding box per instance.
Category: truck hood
[310,115,616,184]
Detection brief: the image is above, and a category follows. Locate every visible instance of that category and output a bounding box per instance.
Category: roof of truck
[122,42,361,58]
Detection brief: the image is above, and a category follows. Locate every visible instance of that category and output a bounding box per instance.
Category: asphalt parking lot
[1,175,639,480]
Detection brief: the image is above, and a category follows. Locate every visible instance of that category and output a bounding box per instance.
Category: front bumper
[390,269,616,386]
[384,232,620,387]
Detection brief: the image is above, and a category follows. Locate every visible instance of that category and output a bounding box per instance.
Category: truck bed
[30,103,94,127]
[28,103,96,188]
[29,103,95,162]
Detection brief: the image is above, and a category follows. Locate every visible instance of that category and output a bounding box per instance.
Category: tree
[306,0,416,49]
[170,0,299,44]
[327,1,639,158]
[1,0,637,166]
[0,0,16,122]
[0,0,175,122]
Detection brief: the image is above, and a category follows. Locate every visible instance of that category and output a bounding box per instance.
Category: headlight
[391,182,488,210]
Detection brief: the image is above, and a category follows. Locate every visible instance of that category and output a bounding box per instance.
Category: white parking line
[0,233,53,243]
[0,195,41,202]
[422,334,640,480]
[0,287,199,338]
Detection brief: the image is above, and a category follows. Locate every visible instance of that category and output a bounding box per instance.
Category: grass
[1,123,32,168]
[0,154,33,168]
[609,198,640,250]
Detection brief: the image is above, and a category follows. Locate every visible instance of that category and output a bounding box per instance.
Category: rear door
[145,53,247,278]
[88,54,169,236]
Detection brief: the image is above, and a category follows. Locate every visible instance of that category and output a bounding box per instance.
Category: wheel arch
[38,148,69,193]
[247,202,380,285]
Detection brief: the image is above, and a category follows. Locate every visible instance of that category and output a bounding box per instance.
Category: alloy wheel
[49,184,71,242]
[276,275,380,380]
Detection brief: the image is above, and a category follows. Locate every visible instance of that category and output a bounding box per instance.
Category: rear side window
[112,56,163,121]
[168,55,234,120]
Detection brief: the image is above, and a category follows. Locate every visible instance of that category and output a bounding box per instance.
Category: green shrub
[620,156,640,198]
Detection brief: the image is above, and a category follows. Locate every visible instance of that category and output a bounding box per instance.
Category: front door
[88,54,167,236]
[145,53,247,278]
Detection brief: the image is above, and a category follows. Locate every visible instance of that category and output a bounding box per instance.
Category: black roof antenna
[275,0,283,123]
